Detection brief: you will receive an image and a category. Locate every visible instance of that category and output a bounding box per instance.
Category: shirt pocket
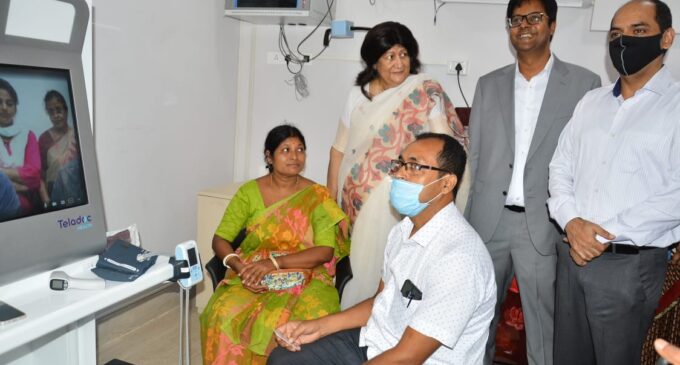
[397,279,424,312]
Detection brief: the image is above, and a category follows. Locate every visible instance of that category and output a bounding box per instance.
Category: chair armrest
[335,256,353,301]
[205,256,226,291]
[205,229,246,291]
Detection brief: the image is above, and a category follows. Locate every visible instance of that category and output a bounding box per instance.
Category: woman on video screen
[0,78,42,215]
[39,90,82,206]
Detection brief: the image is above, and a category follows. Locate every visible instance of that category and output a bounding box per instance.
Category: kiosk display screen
[0,64,87,223]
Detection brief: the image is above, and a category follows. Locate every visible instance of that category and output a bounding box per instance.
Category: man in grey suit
[464,0,600,364]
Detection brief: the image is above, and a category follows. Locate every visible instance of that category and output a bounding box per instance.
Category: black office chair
[204,230,353,300]
[205,228,246,290]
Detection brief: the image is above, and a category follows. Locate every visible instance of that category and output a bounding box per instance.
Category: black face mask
[608,33,666,76]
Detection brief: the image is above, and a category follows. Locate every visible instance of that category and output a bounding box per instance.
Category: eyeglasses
[507,12,547,28]
[389,159,451,175]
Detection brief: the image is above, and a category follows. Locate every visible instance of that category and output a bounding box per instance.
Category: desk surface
[0,255,174,356]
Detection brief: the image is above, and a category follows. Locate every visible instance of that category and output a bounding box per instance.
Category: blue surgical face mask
[389,176,445,217]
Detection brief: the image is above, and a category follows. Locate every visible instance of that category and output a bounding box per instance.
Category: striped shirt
[548,66,680,248]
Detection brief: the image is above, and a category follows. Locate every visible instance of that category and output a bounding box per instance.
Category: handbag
[260,268,311,292]
[244,250,311,292]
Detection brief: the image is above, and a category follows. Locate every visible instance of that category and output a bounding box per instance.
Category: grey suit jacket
[464,57,601,255]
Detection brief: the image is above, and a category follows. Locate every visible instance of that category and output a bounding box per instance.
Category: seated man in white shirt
[267,133,496,365]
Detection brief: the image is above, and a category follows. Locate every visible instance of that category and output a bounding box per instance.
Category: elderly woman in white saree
[326,21,469,308]
[38,90,83,205]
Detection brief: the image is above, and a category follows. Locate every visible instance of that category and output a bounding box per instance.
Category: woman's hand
[239,259,275,291]
[241,280,268,293]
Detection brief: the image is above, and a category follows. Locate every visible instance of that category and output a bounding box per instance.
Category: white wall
[93,0,240,254]
[237,0,679,184]
[88,0,679,255]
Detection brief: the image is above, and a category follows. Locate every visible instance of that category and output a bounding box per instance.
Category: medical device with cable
[170,240,203,365]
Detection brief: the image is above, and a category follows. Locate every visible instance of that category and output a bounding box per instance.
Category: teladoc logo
[57,215,93,231]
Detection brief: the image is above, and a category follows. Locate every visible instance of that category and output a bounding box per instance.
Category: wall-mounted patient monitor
[0,0,106,290]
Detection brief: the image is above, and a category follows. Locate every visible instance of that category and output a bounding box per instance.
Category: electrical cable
[277,0,334,102]
[278,25,304,74]
[433,0,446,25]
[323,26,371,47]
[295,0,334,61]
[286,73,310,100]
[456,67,470,108]
[278,0,334,72]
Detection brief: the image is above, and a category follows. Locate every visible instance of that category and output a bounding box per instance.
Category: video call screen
[0,64,88,223]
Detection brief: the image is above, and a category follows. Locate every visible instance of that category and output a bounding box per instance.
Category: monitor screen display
[235,0,298,8]
[188,247,197,266]
[0,64,87,223]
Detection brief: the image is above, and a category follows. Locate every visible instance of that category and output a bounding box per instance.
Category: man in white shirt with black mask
[548,1,679,364]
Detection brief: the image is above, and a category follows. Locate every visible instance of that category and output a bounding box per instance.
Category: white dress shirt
[506,55,554,207]
[359,203,496,364]
[548,66,680,247]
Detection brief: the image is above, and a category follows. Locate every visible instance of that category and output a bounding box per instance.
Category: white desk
[0,255,174,364]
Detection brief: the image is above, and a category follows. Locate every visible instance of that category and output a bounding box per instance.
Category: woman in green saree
[200,125,350,365]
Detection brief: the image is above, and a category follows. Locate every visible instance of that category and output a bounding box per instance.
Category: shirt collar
[612,65,674,97]
[399,203,457,247]
[514,53,554,82]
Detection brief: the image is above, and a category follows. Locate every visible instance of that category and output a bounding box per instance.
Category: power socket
[447,60,468,76]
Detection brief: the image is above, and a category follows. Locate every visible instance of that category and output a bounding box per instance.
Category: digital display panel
[236,0,298,8]
[188,247,198,266]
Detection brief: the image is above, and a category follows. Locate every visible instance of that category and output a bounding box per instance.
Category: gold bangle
[269,253,280,270]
